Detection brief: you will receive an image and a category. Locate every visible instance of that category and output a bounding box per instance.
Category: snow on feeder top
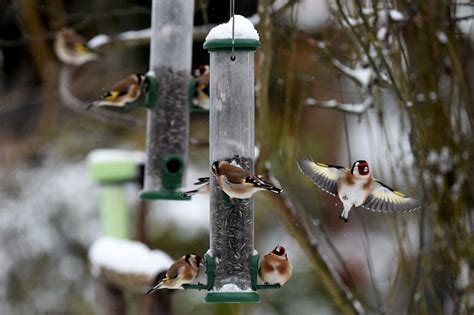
[140,0,194,201]
[202,15,261,303]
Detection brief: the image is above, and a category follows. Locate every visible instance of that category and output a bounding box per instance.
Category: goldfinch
[182,177,210,197]
[89,74,146,108]
[298,159,420,222]
[192,65,210,110]
[146,254,203,293]
[258,245,292,286]
[212,160,282,199]
[54,28,99,66]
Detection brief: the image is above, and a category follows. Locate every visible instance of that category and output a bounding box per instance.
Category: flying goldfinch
[212,160,282,199]
[259,245,292,286]
[54,28,99,66]
[298,159,420,222]
[146,254,203,293]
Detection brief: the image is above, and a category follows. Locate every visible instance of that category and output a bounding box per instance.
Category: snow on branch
[331,59,373,89]
[88,29,151,49]
[305,93,374,114]
[87,14,261,49]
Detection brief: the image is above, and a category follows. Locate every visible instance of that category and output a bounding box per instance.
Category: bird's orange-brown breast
[259,255,275,275]
[363,176,373,190]
[344,170,355,185]
[181,264,196,281]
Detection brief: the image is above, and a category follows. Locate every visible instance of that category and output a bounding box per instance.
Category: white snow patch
[206,15,259,41]
[255,145,260,160]
[377,27,388,41]
[416,93,426,102]
[389,10,405,21]
[89,236,173,277]
[456,1,474,43]
[146,70,156,78]
[331,59,373,89]
[87,149,145,164]
[216,284,252,292]
[457,259,470,289]
[279,0,330,33]
[436,31,448,44]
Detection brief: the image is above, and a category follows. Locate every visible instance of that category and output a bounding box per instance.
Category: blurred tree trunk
[16,0,60,158]
[95,279,126,315]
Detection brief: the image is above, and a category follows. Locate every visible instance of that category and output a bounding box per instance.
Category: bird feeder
[139,0,194,201]
[199,15,262,303]
[87,149,146,239]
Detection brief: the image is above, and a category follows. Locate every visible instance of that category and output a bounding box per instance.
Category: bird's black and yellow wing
[361,180,420,213]
[297,160,346,196]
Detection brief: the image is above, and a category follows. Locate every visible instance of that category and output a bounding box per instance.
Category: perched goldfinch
[146,254,203,293]
[212,160,282,199]
[298,160,420,222]
[54,28,99,66]
[182,177,210,197]
[192,65,210,110]
[89,74,146,108]
[259,245,292,286]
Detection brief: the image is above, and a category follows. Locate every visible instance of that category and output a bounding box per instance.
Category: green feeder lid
[203,38,260,52]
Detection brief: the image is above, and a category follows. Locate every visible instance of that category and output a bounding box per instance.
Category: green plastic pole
[99,185,130,239]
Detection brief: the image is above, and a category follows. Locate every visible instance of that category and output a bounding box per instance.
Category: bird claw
[339,214,349,223]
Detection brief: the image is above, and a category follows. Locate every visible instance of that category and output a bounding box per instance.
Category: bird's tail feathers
[146,281,162,295]
[246,177,282,194]
[194,177,209,185]
[182,189,198,197]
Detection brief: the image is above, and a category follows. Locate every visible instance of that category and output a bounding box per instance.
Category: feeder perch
[114,74,158,109]
[87,149,145,239]
[140,0,193,201]
[201,15,264,303]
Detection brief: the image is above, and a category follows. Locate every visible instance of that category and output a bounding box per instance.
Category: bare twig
[265,190,365,315]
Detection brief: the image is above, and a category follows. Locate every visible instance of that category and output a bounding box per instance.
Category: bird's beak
[363,166,368,172]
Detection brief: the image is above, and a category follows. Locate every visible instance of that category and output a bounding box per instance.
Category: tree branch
[305,93,374,114]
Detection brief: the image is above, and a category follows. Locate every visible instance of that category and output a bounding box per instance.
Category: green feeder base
[256,284,281,290]
[204,291,260,304]
[139,189,191,201]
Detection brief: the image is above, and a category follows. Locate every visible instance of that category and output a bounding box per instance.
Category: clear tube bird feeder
[139,0,194,200]
[202,21,261,303]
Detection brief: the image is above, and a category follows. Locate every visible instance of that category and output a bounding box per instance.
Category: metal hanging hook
[230,0,235,61]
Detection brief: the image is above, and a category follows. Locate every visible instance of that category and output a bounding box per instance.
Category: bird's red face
[272,245,286,256]
[357,161,370,176]
[195,64,209,77]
